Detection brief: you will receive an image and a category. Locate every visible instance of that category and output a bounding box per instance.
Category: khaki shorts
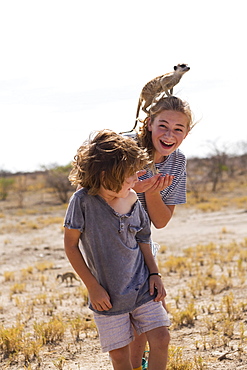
[93,300,170,352]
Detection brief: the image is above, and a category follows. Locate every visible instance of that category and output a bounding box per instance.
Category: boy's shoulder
[73,187,88,198]
[128,188,138,203]
[69,188,91,205]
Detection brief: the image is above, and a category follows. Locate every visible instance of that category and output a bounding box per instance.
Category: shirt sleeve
[162,161,187,205]
[135,201,152,244]
[64,193,85,232]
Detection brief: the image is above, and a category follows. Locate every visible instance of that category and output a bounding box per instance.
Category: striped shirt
[121,132,187,212]
[138,149,187,212]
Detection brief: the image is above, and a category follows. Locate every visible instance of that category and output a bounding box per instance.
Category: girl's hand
[133,173,162,193]
[133,171,174,194]
[88,284,112,311]
[146,174,174,194]
[149,275,167,302]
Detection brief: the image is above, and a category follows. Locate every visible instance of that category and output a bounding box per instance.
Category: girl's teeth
[161,141,173,146]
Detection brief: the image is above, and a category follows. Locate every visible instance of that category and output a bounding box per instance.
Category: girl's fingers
[137,170,147,177]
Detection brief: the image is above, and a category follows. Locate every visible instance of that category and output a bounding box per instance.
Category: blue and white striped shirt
[137,149,187,212]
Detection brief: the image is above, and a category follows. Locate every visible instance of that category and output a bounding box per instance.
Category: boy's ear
[147,117,152,131]
[100,171,106,189]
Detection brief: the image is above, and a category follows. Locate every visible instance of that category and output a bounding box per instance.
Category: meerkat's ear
[174,65,177,71]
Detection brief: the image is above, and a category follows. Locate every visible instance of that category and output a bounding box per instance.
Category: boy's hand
[88,283,112,311]
[149,275,167,302]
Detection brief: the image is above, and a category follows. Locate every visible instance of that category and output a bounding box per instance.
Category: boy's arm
[64,227,112,311]
[139,242,166,302]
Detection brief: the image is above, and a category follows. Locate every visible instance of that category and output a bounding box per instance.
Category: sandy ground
[151,206,247,251]
[0,204,247,369]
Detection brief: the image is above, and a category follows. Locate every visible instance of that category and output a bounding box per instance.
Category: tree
[0,176,14,200]
[207,149,229,192]
[44,164,73,203]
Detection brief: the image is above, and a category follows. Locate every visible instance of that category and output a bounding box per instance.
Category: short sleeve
[64,193,85,232]
[162,162,187,205]
[135,202,151,244]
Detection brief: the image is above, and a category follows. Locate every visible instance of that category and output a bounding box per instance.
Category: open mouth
[160,140,174,149]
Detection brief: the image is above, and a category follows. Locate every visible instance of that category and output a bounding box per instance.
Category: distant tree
[14,174,28,208]
[203,141,230,192]
[44,164,72,203]
[187,157,206,200]
[235,141,247,179]
[0,175,14,200]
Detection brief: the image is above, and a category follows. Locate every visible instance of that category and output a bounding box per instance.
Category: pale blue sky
[1,0,246,172]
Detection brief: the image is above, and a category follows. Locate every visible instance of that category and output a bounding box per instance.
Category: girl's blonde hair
[69,129,151,195]
[138,96,195,160]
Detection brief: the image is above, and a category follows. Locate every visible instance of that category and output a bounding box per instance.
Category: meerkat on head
[131,64,190,132]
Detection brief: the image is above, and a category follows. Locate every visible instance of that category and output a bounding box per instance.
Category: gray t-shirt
[64,188,154,315]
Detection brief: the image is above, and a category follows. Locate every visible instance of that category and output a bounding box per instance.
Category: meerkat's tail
[135,97,142,127]
[119,97,141,135]
[121,98,141,134]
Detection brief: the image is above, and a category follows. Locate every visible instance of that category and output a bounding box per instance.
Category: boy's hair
[69,129,151,195]
[138,96,195,160]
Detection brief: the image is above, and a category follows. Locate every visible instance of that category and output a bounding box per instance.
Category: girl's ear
[147,117,152,131]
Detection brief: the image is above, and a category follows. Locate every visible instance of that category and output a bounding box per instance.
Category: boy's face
[148,110,189,163]
[117,173,139,198]
[103,173,139,199]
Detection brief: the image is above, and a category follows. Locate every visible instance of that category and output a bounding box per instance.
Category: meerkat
[132,64,190,131]
[56,272,81,286]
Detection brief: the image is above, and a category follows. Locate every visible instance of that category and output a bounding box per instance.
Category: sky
[1,0,247,173]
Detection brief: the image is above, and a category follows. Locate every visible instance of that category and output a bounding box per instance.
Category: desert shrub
[0,323,24,358]
[44,164,72,203]
[167,346,205,369]
[33,316,65,344]
[0,177,14,200]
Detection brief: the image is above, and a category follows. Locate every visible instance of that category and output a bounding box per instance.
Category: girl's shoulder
[170,148,186,160]
[164,149,186,166]
[155,149,186,174]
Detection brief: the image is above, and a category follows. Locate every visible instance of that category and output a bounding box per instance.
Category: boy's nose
[133,173,138,183]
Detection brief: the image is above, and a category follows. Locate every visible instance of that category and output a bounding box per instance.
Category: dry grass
[0,172,246,369]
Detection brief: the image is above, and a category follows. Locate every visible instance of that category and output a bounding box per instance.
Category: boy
[64,129,170,370]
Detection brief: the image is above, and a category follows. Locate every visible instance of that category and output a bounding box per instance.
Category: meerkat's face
[148,110,189,163]
[174,64,190,73]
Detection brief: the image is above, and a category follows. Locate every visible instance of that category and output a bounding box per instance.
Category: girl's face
[148,110,189,163]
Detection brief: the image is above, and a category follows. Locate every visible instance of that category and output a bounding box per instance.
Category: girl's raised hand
[133,172,162,193]
[146,174,174,193]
